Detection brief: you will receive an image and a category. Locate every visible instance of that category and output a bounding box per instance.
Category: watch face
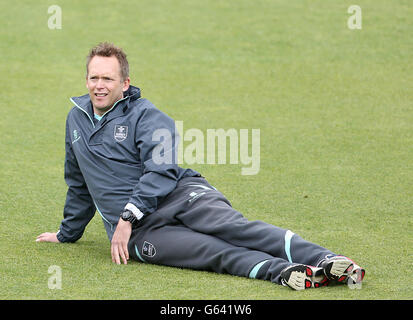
[121,210,137,224]
[122,211,130,219]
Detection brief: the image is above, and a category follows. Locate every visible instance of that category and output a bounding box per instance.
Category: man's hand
[36,232,60,243]
[111,219,132,265]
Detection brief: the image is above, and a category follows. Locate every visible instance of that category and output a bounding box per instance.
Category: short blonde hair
[86,42,129,80]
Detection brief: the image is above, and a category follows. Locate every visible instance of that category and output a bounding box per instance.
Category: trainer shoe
[280,264,329,291]
[320,255,365,284]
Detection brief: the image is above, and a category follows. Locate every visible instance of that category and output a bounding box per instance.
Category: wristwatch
[120,209,138,225]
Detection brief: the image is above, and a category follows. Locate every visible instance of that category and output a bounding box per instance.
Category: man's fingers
[36,232,59,243]
[111,243,120,264]
[119,241,129,264]
[119,246,128,265]
[36,233,47,241]
[111,242,120,264]
[111,220,131,265]
[123,242,129,261]
[111,241,129,265]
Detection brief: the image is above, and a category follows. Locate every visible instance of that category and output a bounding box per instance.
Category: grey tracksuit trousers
[128,176,335,284]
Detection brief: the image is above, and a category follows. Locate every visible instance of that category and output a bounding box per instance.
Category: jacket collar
[70,85,141,117]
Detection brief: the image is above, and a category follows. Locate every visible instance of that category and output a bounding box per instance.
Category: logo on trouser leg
[142,241,157,258]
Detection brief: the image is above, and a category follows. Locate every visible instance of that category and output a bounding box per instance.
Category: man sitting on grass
[36,42,365,290]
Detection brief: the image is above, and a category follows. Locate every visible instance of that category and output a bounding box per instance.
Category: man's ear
[122,77,131,92]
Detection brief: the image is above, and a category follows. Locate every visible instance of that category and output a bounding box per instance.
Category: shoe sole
[323,257,365,283]
[281,265,329,291]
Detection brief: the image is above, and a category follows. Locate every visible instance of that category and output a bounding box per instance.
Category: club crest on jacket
[114,125,128,142]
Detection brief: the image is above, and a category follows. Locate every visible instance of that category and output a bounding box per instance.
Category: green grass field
[0,0,412,300]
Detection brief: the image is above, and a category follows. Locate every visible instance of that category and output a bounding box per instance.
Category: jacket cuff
[56,229,66,243]
[124,203,144,220]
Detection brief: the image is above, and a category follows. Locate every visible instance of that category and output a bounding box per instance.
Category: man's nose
[96,78,105,88]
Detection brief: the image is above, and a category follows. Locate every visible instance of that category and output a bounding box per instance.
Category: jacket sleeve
[57,116,95,243]
[124,102,181,219]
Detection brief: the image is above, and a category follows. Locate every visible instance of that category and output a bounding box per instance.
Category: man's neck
[93,105,112,117]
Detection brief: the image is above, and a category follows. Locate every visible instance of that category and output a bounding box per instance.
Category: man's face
[86,55,130,116]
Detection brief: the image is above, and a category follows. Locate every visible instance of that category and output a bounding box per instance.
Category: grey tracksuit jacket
[57,85,335,284]
[57,85,200,242]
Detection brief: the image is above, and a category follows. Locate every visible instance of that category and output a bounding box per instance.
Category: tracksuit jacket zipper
[69,96,129,231]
